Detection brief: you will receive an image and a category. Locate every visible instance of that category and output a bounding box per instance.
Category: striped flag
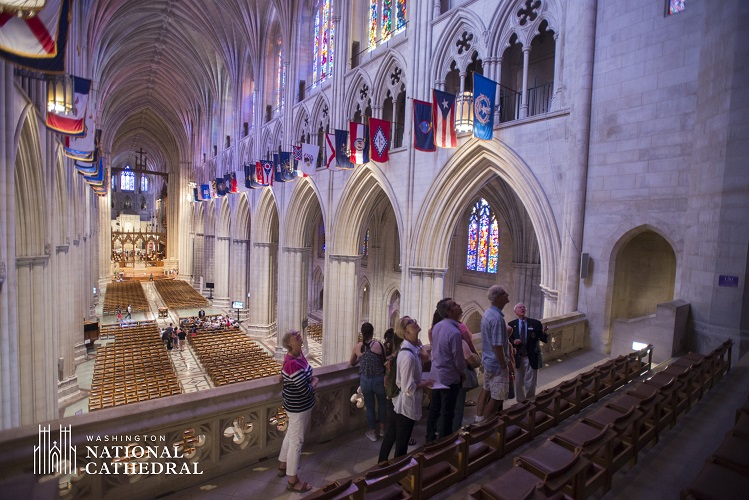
[349,122,369,164]
[433,89,457,148]
[46,76,90,135]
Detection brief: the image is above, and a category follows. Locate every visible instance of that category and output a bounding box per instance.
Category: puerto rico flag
[0,0,71,73]
[349,122,369,165]
[369,117,390,163]
[325,133,336,169]
[46,76,91,135]
[413,99,435,152]
[433,89,457,148]
[256,160,273,186]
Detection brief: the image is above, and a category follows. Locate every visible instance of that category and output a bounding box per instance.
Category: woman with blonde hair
[278,330,317,493]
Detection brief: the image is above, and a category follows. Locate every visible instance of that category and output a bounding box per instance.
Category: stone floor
[159,349,749,500]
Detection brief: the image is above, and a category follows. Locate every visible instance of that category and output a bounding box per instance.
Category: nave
[161,348,749,500]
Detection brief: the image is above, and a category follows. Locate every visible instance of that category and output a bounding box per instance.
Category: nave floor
[159,349,749,500]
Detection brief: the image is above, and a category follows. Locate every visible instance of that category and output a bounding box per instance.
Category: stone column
[512,262,543,318]
[322,254,360,365]
[193,233,204,288]
[550,32,563,111]
[520,46,531,118]
[204,234,215,290]
[214,236,230,307]
[406,266,447,344]
[56,244,79,402]
[247,242,277,338]
[229,239,250,308]
[276,247,310,358]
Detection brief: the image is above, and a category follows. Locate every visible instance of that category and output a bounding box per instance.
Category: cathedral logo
[474,94,492,125]
[34,424,77,475]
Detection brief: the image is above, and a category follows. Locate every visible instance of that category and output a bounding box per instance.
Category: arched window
[140,175,149,193]
[361,228,369,255]
[368,0,407,49]
[123,196,132,210]
[111,173,116,191]
[466,198,499,273]
[313,0,335,86]
[120,166,135,192]
[275,41,286,110]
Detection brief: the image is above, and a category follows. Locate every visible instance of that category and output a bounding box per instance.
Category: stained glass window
[395,0,406,31]
[313,0,335,86]
[668,0,685,15]
[382,0,392,42]
[466,198,499,273]
[369,1,377,48]
[120,166,134,192]
[111,173,116,191]
[276,42,286,110]
[361,228,369,256]
[140,175,148,193]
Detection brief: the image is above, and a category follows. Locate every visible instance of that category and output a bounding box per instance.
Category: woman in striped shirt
[278,330,317,493]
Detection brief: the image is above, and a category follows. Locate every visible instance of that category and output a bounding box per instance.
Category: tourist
[350,322,387,441]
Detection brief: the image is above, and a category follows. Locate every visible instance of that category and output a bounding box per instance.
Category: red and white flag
[349,122,369,164]
[325,133,337,169]
[46,76,90,135]
[300,143,320,176]
[433,89,457,148]
[369,117,391,163]
[0,0,70,73]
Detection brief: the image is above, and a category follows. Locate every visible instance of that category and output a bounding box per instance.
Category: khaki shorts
[483,370,509,401]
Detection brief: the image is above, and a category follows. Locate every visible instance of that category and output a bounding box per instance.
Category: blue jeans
[360,375,387,430]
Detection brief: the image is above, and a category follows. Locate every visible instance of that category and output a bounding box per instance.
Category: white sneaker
[365,430,377,442]
[379,426,386,438]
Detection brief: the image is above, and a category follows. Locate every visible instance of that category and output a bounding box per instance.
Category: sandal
[276,467,286,477]
[408,438,417,446]
[465,400,476,407]
[286,479,312,493]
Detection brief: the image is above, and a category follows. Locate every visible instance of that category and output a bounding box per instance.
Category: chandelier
[0,1,46,18]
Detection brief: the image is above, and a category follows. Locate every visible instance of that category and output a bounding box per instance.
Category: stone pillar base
[74,342,88,365]
[58,375,80,405]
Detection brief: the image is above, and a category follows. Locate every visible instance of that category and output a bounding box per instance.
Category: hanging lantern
[455,91,474,133]
[0,1,46,18]
[47,74,74,115]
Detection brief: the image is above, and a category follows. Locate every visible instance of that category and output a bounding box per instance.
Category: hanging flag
[216,176,227,196]
[433,89,457,148]
[0,0,71,73]
[473,73,497,140]
[46,76,91,135]
[230,172,239,192]
[244,162,255,189]
[279,152,295,181]
[83,157,104,186]
[349,122,370,164]
[335,129,354,170]
[292,145,302,163]
[193,188,200,202]
[368,117,391,163]
[300,143,320,176]
[325,133,337,169]
[257,160,274,186]
[200,184,211,200]
[413,99,435,152]
[62,116,96,160]
[74,159,98,175]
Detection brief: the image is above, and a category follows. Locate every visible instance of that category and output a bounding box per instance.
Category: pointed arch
[431,8,487,83]
[235,193,251,241]
[217,197,231,238]
[343,69,374,121]
[371,50,408,105]
[254,188,279,243]
[14,105,47,256]
[292,103,312,143]
[490,0,561,51]
[412,138,560,294]
[283,177,324,248]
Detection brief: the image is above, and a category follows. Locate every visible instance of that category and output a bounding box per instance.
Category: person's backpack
[383,346,415,399]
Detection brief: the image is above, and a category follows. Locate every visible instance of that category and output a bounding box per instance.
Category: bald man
[508,303,548,402]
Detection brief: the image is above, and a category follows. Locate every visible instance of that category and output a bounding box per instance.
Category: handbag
[463,367,479,390]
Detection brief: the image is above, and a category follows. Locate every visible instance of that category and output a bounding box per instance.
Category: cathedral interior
[0,0,747,498]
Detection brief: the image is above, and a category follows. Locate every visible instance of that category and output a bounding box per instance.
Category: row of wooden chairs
[89,323,182,411]
[99,320,157,339]
[306,344,658,499]
[153,279,208,309]
[308,322,323,343]
[682,390,749,499]
[102,281,150,314]
[189,331,280,386]
[472,339,733,500]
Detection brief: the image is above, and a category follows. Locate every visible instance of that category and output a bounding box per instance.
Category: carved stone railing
[0,363,362,499]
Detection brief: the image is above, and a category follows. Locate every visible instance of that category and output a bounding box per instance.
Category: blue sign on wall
[718,275,739,287]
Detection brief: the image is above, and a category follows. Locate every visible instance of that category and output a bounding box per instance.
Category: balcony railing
[499,81,554,123]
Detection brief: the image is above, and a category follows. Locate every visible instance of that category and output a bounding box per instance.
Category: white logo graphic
[34,424,77,475]
[373,127,388,156]
[474,94,492,125]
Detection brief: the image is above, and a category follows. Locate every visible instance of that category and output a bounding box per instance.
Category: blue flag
[216,177,227,196]
[201,184,211,200]
[473,73,497,140]
[335,129,354,169]
[279,152,295,181]
[193,188,200,202]
[413,99,435,151]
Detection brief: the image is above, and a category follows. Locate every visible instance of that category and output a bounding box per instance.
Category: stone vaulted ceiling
[85,0,268,172]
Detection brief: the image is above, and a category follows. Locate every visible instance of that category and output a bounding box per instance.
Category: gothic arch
[431,8,487,82]
[204,200,216,236]
[53,148,68,244]
[412,138,560,296]
[490,0,561,52]
[309,93,331,130]
[14,105,46,256]
[235,194,251,241]
[329,164,402,256]
[283,177,324,248]
[343,69,374,121]
[372,50,408,106]
[254,188,279,243]
[292,104,312,143]
[217,197,231,238]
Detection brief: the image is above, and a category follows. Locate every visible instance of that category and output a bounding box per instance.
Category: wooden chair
[470,465,568,500]
[500,402,533,453]
[708,431,749,476]
[304,479,359,499]
[556,379,582,420]
[460,416,504,478]
[582,404,646,465]
[410,432,465,498]
[681,462,749,500]
[353,455,419,500]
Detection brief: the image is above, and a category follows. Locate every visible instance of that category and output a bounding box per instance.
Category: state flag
[0,0,71,73]
[349,122,369,164]
[325,133,337,169]
[256,160,273,186]
[200,184,211,200]
[413,99,435,152]
[216,177,227,196]
[230,172,238,193]
[62,117,96,161]
[433,89,457,148]
[46,76,91,135]
[193,188,200,202]
[335,129,354,170]
[300,143,320,176]
[473,73,497,140]
[279,152,295,181]
[369,117,390,163]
